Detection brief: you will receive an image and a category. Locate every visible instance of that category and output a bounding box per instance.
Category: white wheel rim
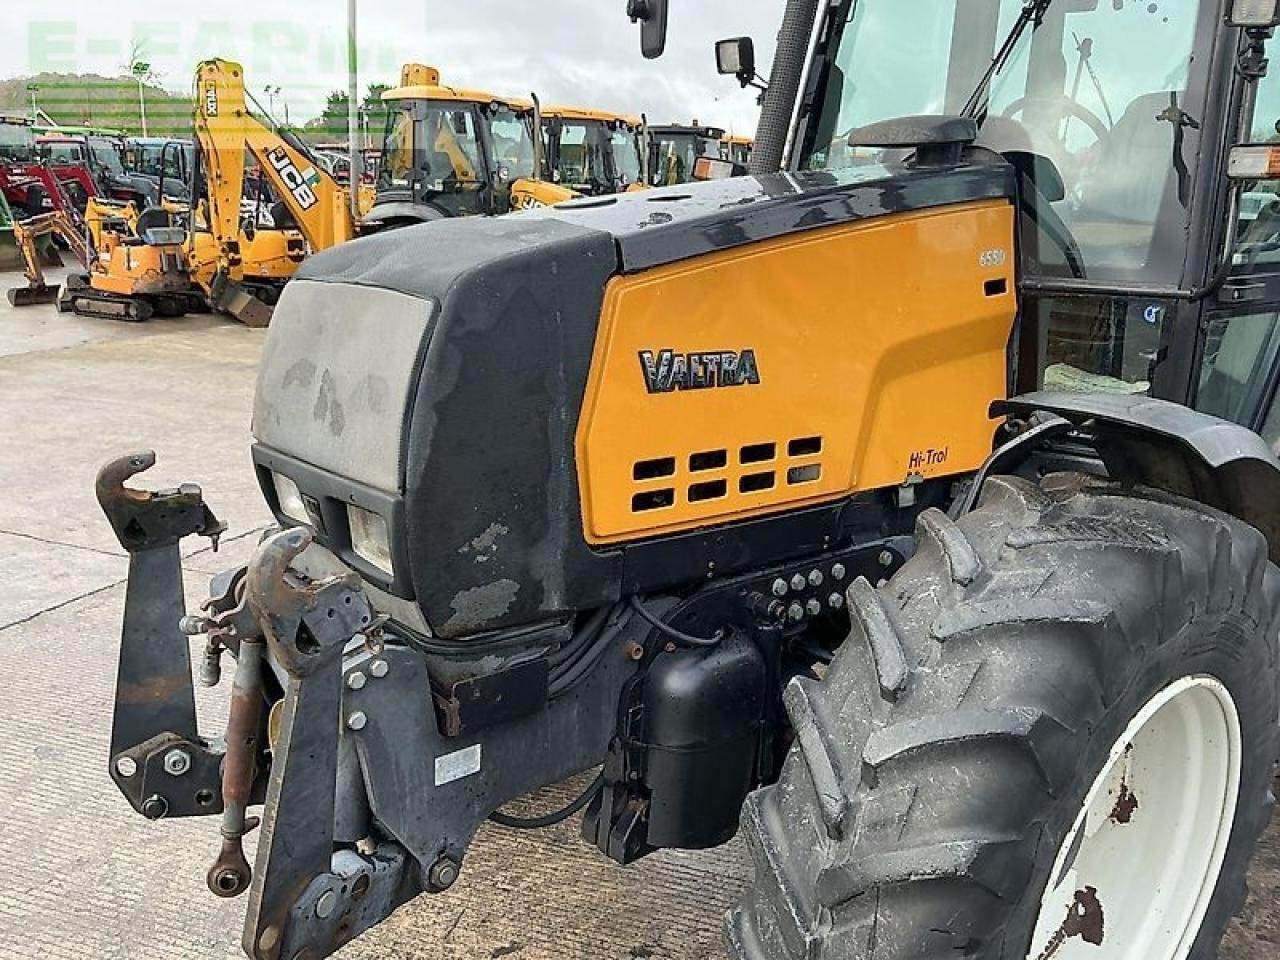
[1025,676,1242,960]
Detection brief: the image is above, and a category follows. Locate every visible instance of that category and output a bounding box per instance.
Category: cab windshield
[552,120,614,194]
[378,100,488,216]
[39,141,86,166]
[652,133,719,186]
[0,123,35,162]
[87,136,126,175]
[610,125,643,187]
[805,0,1208,285]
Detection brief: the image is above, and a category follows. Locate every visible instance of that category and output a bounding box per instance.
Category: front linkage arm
[99,453,646,960]
[97,453,418,960]
[97,451,229,820]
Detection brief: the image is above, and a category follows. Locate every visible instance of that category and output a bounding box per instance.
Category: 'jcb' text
[266,148,319,211]
[639,349,761,394]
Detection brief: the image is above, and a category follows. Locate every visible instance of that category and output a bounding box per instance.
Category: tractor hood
[251,157,1017,640]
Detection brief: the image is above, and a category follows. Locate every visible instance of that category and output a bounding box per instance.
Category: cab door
[1191,62,1280,451]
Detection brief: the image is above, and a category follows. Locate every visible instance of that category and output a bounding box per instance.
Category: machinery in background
[0,190,19,270]
[542,106,648,195]
[0,116,96,220]
[648,123,727,185]
[366,64,573,227]
[720,134,753,168]
[125,137,195,201]
[56,59,359,327]
[37,131,161,209]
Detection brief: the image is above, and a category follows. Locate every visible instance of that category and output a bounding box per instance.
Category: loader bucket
[7,283,61,307]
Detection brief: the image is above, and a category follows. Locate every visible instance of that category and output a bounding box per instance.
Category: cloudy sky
[10,2,780,134]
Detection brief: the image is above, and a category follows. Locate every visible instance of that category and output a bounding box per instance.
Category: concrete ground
[0,267,1275,960]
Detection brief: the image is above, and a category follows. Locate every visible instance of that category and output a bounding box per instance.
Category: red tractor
[0,116,95,220]
[38,132,160,209]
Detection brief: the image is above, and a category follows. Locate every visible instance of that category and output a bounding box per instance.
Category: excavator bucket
[208,271,273,328]
[7,282,60,307]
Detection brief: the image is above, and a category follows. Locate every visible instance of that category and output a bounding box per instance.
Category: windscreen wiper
[962,0,1055,119]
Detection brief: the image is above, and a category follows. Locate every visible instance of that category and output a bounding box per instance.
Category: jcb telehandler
[98,1,1280,958]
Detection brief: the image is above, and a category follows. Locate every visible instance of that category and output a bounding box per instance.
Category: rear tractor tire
[730,473,1280,960]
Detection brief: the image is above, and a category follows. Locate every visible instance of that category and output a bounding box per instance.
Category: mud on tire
[729,473,1280,960]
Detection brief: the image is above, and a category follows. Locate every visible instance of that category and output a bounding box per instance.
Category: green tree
[310,84,392,145]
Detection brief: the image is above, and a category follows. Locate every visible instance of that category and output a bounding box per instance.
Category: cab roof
[650,123,726,139]
[543,106,642,127]
[721,134,753,146]
[382,62,530,110]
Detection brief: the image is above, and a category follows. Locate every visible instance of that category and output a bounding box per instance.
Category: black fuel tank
[641,632,767,849]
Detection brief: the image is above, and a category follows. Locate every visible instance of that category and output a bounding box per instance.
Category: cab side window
[1235,65,1280,266]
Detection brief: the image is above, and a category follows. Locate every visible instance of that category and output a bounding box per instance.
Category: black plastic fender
[994,391,1280,563]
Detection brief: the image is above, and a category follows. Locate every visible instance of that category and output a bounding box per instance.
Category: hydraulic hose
[750,0,822,175]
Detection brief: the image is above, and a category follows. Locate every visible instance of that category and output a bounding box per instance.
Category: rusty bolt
[347,711,368,731]
[346,671,367,691]
[878,550,895,568]
[428,856,459,890]
[369,659,389,678]
[163,749,192,777]
[314,889,338,919]
[141,795,168,820]
[625,641,645,661]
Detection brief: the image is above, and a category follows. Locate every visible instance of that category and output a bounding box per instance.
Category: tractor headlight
[348,504,393,576]
[272,473,309,526]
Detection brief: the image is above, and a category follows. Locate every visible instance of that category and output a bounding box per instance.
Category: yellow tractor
[92,1,1280,959]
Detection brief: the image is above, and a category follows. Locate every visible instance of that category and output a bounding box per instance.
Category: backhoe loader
[96,1,1280,959]
[542,106,649,195]
[366,64,574,227]
[59,59,353,325]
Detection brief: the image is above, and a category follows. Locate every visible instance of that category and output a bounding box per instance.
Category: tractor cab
[720,134,753,168]
[0,115,36,164]
[647,123,726,185]
[714,0,1280,453]
[542,107,647,195]
[369,64,550,226]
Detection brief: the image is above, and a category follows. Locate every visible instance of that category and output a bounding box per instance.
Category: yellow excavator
[55,59,360,325]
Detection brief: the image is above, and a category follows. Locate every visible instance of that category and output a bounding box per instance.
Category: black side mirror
[628,0,669,60]
[716,37,755,86]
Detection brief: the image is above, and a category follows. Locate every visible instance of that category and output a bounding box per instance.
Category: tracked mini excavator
[96,1,1280,959]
